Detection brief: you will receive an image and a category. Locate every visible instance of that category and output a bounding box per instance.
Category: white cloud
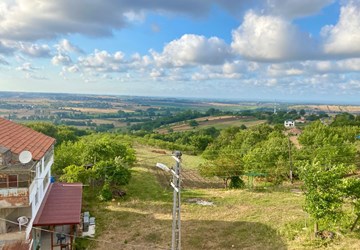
[65,65,80,73]
[52,53,72,66]
[231,11,318,61]
[266,63,305,77]
[16,62,36,72]
[322,0,360,56]
[311,58,360,73]
[55,39,84,54]
[152,34,232,67]
[19,43,51,58]
[77,50,127,72]
[150,68,165,78]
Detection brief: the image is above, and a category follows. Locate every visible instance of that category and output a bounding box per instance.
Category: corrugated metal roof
[33,183,83,226]
[0,118,55,160]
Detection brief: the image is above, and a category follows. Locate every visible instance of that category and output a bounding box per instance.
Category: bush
[99,183,113,201]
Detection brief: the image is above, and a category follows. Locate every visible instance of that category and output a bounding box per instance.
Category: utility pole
[156,151,182,250]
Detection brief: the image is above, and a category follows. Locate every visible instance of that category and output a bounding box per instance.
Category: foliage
[60,164,91,183]
[200,124,287,186]
[26,122,89,144]
[296,121,358,168]
[242,131,289,183]
[130,110,205,131]
[299,162,353,232]
[343,177,360,230]
[54,133,136,175]
[331,113,360,127]
[99,183,113,201]
[188,119,199,127]
[94,159,131,186]
[134,127,220,154]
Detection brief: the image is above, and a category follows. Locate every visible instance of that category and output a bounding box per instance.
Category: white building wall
[284,120,295,128]
[26,150,53,240]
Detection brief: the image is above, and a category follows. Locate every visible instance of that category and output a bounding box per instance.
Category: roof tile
[0,118,55,160]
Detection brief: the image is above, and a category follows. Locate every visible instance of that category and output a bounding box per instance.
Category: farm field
[83,145,360,250]
[157,116,266,133]
[290,105,360,113]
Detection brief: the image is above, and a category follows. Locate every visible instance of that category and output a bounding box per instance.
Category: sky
[1,0,360,104]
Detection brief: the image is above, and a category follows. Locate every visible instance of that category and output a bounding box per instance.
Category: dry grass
[290,105,360,113]
[157,117,266,133]
[86,146,360,250]
[61,107,120,113]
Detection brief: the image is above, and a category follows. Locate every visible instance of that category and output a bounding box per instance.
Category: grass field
[81,145,360,250]
[157,116,266,133]
[290,105,360,113]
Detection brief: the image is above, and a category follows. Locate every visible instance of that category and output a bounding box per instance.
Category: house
[0,118,82,249]
[284,120,295,128]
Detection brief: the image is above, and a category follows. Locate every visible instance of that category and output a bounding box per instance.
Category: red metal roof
[0,118,55,160]
[33,183,83,226]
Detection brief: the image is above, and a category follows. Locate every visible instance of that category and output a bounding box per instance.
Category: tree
[190,134,213,152]
[60,165,91,183]
[343,178,360,231]
[296,121,358,168]
[199,147,244,188]
[53,141,84,175]
[299,162,352,235]
[188,120,199,127]
[200,124,275,187]
[94,159,131,186]
[243,132,290,184]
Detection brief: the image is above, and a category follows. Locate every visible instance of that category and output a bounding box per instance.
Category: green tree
[188,120,199,127]
[53,141,84,175]
[60,165,91,183]
[299,162,352,235]
[343,178,360,231]
[199,147,244,188]
[94,159,131,186]
[243,132,290,184]
[190,134,213,152]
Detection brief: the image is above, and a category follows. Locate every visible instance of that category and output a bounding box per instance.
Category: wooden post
[314,221,319,238]
[351,215,360,231]
[70,224,74,250]
[50,225,54,250]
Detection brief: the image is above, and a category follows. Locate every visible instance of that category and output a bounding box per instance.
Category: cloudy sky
[1,0,360,103]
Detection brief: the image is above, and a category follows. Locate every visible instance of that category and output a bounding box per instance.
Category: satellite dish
[19,150,32,164]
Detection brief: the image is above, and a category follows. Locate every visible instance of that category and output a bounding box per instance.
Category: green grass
[86,146,360,250]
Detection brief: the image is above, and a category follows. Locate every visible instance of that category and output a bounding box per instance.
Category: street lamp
[156,151,182,250]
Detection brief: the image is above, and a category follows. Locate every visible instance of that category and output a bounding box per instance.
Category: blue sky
[1,0,360,103]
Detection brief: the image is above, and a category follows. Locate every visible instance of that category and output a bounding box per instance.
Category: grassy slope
[86,146,360,250]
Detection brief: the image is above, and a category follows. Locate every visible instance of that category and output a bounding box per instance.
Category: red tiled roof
[33,183,83,226]
[0,118,55,160]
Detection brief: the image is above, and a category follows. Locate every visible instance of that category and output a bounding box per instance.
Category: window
[0,175,18,188]
[0,176,7,188]
[43,172,49,191]
[8,175,18,188]
[35,190,39,206]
